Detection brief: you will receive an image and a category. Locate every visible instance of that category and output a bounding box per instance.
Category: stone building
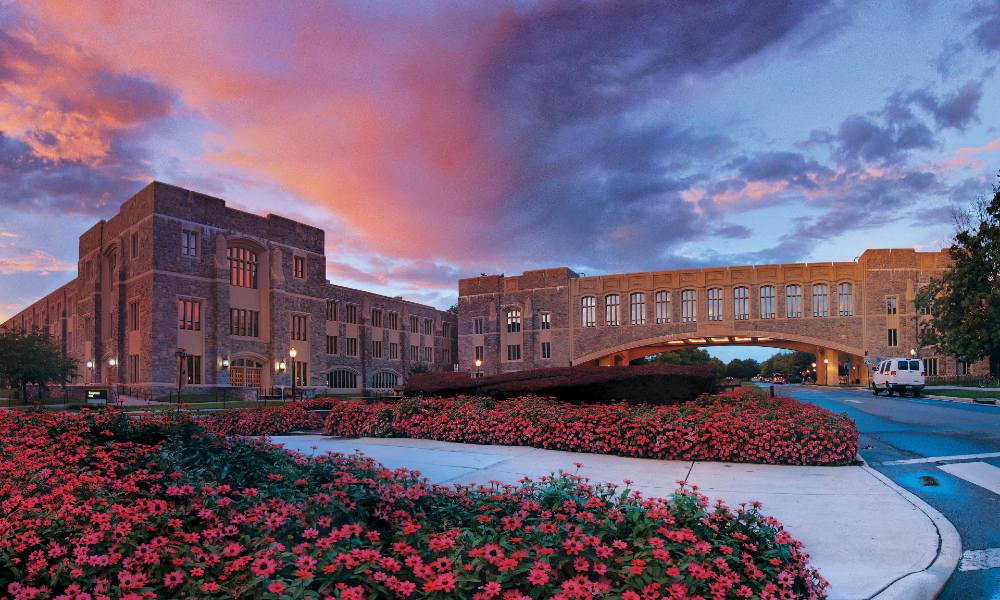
[2,182,457,396]
[457,249,988,385]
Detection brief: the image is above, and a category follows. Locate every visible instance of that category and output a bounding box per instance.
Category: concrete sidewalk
[274,435,959,600]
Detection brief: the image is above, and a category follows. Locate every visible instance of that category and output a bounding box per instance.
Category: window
[177,299,201,331]
[409,315,419,332]
[326,300,338,321]
[409,344,419,361]
[630,292,646,325]
[371,340,383,359]
[887,328,897,347]
[541,342,551,359]
[838,283,853,316]
[389,342,399,360]
[581,296,596,327]
[128,354,139,383]
[291,314,308,341]
[474,317,485,334]
[128,300,139,332]
[605,294,620,326]
[230,309,260,337]
[421,346,433,362]
[423,318,434,335]
[131,233,139,260]
[182,231,198,257]
[228,247,257,288]
[346,337,358,357]
[812,284,828,317]
[925,357,938,376]
[293,256,305,279]
[540,312,551,329]
[733,287,749,320]
[507,344,522,361]
[681,290,697,322]
[184,355,201,385]
[759,286,775,319]
[655,291,671,323]
[292,361,308,386]
[707,288,723,321]
[908,359,921,371]
[345,303,358,324]
[886,297,897,315]
[957,360,970,375]
[443,347,451,364]
[372,371,399,389]
[326,335,338,355]
[506,309,522,333]
[328,369,358,389]
[387,312,399,330]
[371,309,383,328]
[442,322,451,338]
[785,285,802,318]
[475,345,484,361]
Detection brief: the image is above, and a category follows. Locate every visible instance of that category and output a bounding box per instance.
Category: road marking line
[959,548,1000,572]
[882,451,1000,465]
[937,462,1000,496]
[843,399,863,404]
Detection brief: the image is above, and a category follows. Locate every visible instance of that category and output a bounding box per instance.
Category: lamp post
[86,360,94,384]
[289,348,297,400]
[474,358,482,378]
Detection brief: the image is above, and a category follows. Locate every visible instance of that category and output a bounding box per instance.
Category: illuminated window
[228,247,257,288]
[629,292,646,325]
[506,309,521,333]
[707,288,723,321]
[605,294,620,326]
[540,312,551,329]
[812,284,828,317]
[177,298,201,331]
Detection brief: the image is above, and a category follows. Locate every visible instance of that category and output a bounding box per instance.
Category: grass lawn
[926,388,1000,399]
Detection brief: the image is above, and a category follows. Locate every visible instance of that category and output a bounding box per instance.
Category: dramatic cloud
[973,2,1000,52]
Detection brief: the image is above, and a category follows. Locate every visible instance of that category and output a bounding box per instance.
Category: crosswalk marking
[959,548,1000,572]
[882,451,1000,465]
[937,461,1000,496]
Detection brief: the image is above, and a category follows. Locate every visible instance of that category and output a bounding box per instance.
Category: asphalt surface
[772,384,1000,600]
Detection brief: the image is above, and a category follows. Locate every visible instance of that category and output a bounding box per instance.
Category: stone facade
[3,182,458,397]
[458,250,989,385]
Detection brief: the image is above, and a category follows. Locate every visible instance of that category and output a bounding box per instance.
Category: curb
[859,461,962,600]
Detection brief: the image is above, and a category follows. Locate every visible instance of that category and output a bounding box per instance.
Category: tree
[759,351,816,383]
[0,328,78,402]
[645,347,726,378]
[916,173,1000,377]
[725,358,760,380]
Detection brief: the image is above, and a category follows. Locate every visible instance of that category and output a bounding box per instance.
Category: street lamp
[289,348,297,400]
[85,359,94,384]
[811,362,817,368]
[823,359,829,364]
[909,348,917,357]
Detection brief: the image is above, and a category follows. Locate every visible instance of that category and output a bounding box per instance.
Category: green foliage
[646,347,727,377]
[408,362,430,375]
[917,173,1000,376]
[726,358,761,380]
[759,351,816,383]
[0,327,77,402]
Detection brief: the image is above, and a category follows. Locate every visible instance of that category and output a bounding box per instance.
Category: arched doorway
[230,358,263,389]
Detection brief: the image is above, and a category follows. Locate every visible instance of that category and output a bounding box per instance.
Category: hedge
[404,364,717,405]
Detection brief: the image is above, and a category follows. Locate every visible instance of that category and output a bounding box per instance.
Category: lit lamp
[221,358,230,369]
[85,360,94,384]
[107,357,117,368]
[909,349,917,357]
[811,362,817,368]
[289,348,298,399]
[823,359,829,364]
[474,359,482,368]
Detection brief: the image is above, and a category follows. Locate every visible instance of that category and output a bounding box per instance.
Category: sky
[2,1,999,362]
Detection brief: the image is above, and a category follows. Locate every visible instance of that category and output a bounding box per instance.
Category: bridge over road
[458,248,989,386]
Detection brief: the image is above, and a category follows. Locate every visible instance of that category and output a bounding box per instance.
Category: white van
[871,358,925,397]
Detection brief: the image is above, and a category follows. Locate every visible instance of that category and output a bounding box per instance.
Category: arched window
[629,292,646,325]
[812,284,829,317]
[707,288,723,321]
[371,370,400,390]
[838,283,853,316]
[681,289,697,322]
[654,290,671,324]
[734,287,749,320]
[580,296,596,327]
[228,246,258,288]
[760,285,776,319]
[328,368,358,389]
[605,294,620,326]
[786,285,802,318]
[505,308,521,333]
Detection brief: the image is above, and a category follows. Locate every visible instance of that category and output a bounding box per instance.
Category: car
[870,358,925,397]
[771,372,786,384]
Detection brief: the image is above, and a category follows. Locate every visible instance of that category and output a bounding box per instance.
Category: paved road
[774,384,1000,600]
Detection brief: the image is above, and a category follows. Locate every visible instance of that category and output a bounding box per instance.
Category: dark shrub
[404,364,717,405]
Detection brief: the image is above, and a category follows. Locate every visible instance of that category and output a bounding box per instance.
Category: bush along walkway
[324,390,860,466]
[0,408,827,599]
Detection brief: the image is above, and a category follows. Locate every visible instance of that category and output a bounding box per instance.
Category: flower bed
[202,402,324,436]
[0,408,827,598]
[404,364,718,405]
[325,390,859,465]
